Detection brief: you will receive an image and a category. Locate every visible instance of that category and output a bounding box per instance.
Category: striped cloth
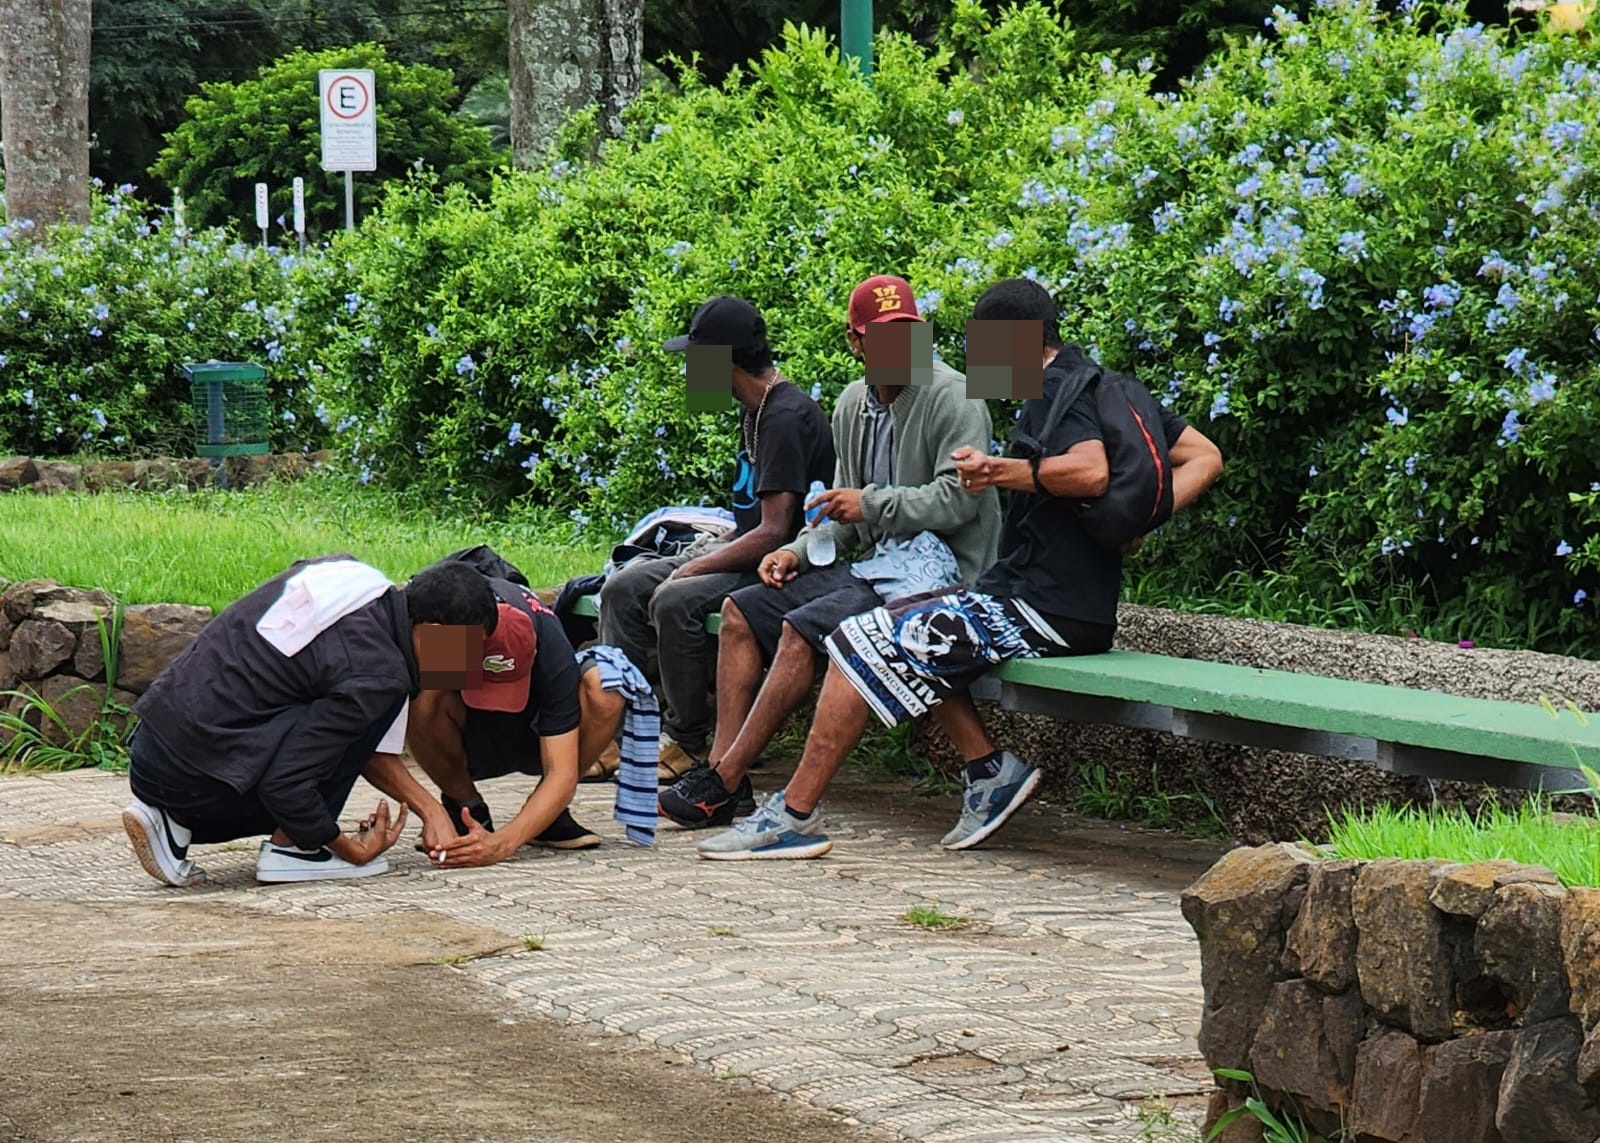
[579,644,660,846]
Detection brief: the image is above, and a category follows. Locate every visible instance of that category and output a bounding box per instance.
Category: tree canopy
[150,43,498,236]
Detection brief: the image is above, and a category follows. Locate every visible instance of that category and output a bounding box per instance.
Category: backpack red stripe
[1126,401,1167,524]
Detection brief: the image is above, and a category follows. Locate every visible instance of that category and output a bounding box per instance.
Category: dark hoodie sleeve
[254,675,410,850]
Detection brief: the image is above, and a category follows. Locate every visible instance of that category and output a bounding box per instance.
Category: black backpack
[441,545,531,587]
[1010,355,1175,551]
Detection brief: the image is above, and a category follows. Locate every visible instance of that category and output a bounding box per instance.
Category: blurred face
[413,623,485,690]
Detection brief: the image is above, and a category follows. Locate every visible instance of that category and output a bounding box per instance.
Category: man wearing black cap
[598,296,835,780]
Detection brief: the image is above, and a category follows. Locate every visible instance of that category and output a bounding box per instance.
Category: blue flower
[947,109,965,126]
[1504,347,1529,376]
[1209,390,1230,420]
[1203,331,1222,347]
[987,231,1014,249]
[664,241,692,258]
[1499,409,1522,444]
[1219,297,1245,323]
[1557,540,1574,557]
[508,422,522,445]
[521,451,541,471]
[1577,589,1589,607]
[1386,407,1409,427]
[1527,376,1557,404]
[809,381,822,401]
[456,354,476,375]
[1423,283,1461,311]
[1337,230,1367,260]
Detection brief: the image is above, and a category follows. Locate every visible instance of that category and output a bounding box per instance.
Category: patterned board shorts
[824,588,1074,727]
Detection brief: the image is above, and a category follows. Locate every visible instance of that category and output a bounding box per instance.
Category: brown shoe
[657,740,704,783]
[581,740,622,783]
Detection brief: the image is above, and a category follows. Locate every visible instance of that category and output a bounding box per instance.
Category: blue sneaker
[696,791,832,861]
[941,751,1041,850]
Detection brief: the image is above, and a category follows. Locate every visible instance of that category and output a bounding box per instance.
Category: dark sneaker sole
[121,807,203,887]
[699,835,834,861]
[943,769,1041,851]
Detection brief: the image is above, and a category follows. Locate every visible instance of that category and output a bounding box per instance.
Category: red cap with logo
[847,275,924,334]
[460,601,535,713]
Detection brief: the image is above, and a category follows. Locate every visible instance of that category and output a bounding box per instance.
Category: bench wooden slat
[565,593,1596,780]
[992,652,1599,772]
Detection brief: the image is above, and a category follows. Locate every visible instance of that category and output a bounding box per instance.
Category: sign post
[292,177,306,253]
[254,182,269,247]
[319,69,377,231]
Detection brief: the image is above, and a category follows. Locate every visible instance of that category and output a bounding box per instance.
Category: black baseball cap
[662,296,769,354]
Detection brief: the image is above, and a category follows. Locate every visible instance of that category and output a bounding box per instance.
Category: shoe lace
[737,794,788,834]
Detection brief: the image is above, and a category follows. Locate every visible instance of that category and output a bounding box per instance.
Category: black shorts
[462,710,545,781]
[725,564,885,661]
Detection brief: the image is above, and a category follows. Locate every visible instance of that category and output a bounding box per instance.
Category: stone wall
[0,451,336,495]
[1183,843,1600,1143]
[0,580,210,744]
[914,603,1600,841]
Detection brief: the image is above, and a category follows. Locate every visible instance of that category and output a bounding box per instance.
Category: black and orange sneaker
[658,765,756,830]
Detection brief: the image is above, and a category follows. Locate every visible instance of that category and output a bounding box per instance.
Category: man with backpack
[406,553,661,866]
[659,274,1002,830]
[696,278,1224,860]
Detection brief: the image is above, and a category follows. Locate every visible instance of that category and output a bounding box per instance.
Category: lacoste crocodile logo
[483,654,517,674]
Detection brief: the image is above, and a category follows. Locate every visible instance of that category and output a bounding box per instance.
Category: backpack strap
[1035,358,1102,453]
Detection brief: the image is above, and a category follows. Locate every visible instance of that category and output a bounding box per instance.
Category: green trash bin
[185,362,270,457]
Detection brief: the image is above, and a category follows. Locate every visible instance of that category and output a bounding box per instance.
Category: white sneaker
[255,840,389,883]
[122,799,206,887]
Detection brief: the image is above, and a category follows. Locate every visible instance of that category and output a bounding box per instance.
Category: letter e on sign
[319,69,377,172]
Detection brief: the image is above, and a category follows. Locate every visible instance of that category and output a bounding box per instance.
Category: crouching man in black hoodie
[121,556,499,887]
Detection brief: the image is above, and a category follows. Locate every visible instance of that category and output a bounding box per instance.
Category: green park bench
[567,594,1599,792]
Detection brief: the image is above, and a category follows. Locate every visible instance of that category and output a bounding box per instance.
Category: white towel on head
[256,559,394,657]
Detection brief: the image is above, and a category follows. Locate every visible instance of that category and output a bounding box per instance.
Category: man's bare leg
[406,689,478,802]
[578,665,626,771]
[711,621,820,789]
[930,692,996,762]
[707,600,765,771]
[780,661,875,815]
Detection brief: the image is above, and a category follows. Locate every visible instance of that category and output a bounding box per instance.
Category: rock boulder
[1181,843,1316,1070]
[1354,858,1456,1042]
[116,604,210,693]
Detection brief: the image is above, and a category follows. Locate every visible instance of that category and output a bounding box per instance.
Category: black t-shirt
[976,347,1189,630]
[731,380,836,539]
[495,581,582,737]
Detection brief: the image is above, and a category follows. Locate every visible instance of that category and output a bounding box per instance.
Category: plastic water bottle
[805,479,837,566]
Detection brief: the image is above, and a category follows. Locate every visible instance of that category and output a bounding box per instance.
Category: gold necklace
[743,374,783,462]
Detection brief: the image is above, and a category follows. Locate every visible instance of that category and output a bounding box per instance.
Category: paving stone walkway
[0,767,1219,1142]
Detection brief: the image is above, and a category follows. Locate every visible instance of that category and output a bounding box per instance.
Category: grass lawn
[1326,784,1600,888]
[0,472,612,613]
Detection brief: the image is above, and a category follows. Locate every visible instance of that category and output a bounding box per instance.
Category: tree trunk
[507,0,641,169]
[0,0,92,227]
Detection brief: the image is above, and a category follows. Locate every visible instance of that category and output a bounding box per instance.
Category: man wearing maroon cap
[659,274,1003,833]
[407,575,624,865]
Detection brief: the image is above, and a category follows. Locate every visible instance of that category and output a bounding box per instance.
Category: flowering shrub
[290,0,1597,647]
[3,1,1596,650]
[290,2,1089,518]
[0,185,323,457]
[940,0,1600,647]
